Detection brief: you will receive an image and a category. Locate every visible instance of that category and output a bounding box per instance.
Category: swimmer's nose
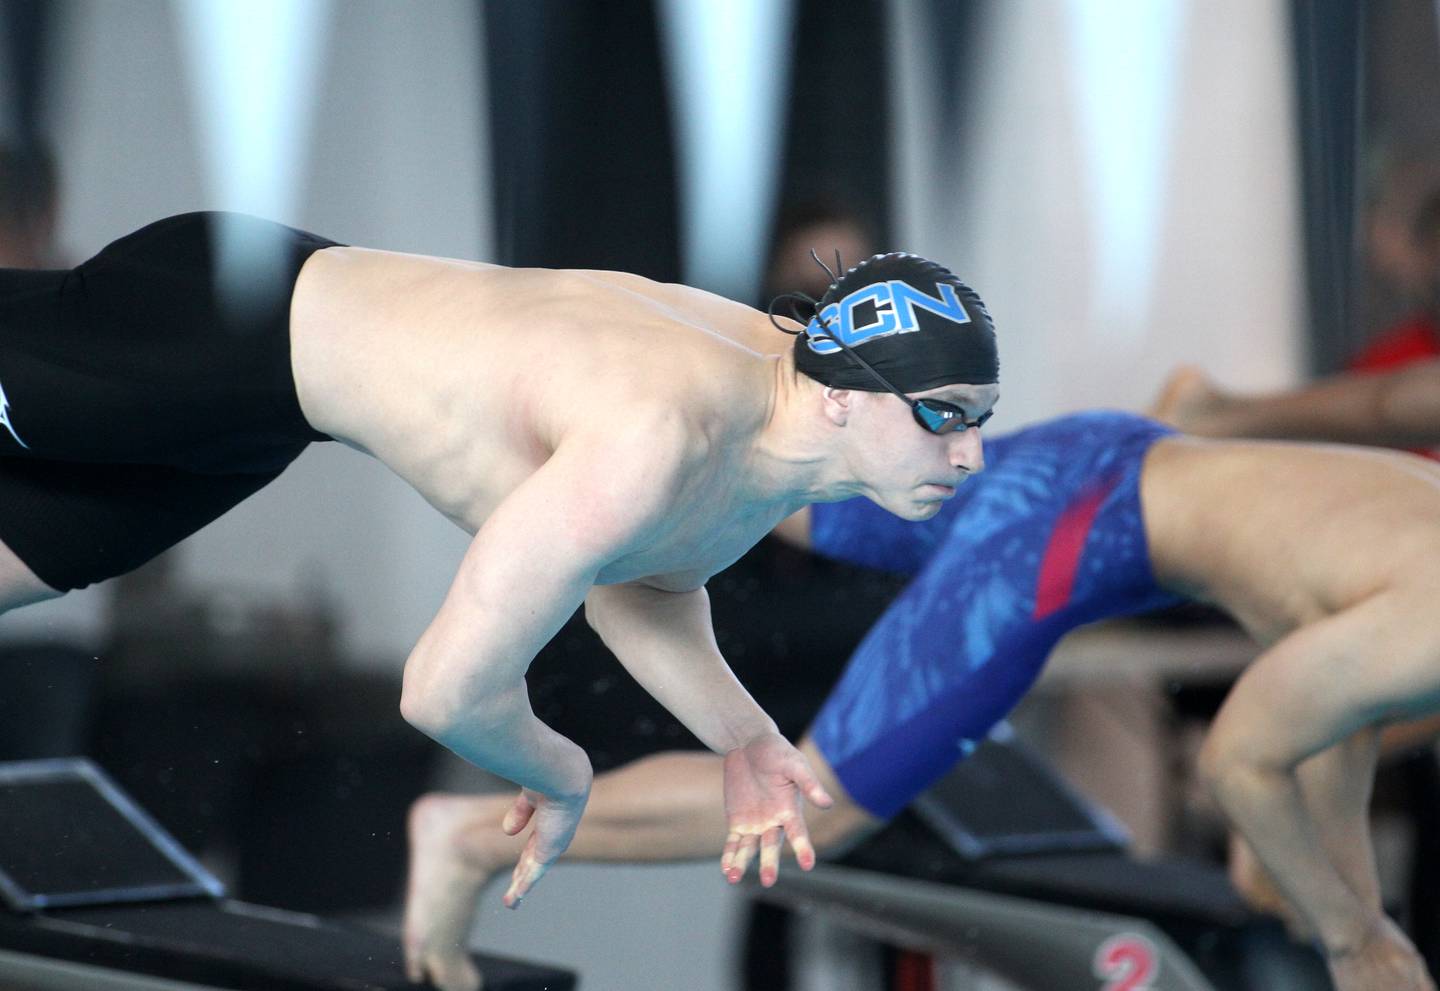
[949,428,984,475]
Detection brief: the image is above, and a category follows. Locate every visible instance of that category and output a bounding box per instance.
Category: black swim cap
[772,252,999,393]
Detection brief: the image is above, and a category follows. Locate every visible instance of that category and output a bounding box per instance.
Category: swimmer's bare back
[1142,436,1440,644]
[288,247,797,566]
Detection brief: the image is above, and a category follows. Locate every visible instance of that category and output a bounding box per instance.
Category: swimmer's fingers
[784,810,818,873]
[502,789,586,907]
[501,789,538,836]
[720,831,739,880]
[722,831,760,884]
[503,834,548,908]
[792,761,834,810]
[724,818,814,887]
[758,826,783,887]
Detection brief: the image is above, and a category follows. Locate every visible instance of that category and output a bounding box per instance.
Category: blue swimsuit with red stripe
[808,411,1183,818]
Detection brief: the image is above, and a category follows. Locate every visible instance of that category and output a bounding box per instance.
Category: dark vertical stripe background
[1290,0,1366,374]
[482,0,681,281]
[1,0,52,144]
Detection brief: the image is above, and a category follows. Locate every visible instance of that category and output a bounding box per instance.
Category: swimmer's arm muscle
[585,582,779,753]
[585,577,838,886]
[399,433,672,801]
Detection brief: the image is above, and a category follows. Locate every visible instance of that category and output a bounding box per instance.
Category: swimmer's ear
[821,386,852,426]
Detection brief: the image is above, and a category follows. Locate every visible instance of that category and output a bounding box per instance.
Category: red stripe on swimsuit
[1033,480,1113,619]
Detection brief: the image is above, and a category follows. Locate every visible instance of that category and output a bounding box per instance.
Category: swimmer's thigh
[0,456,287,594]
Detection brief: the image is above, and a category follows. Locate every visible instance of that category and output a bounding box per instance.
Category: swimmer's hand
[1327,915,1436,991]
[720,732,833,887]
[500,777,592,909]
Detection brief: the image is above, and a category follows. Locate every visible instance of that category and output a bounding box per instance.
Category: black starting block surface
[0,758,576,990]
[909,724,1129,861]
[0,759,222,911]
[0,899,575,991]
[844,807,1250,930]
[836,727,1249,930]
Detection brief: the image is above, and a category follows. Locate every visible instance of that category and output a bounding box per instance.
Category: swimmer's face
[849,382,997,520]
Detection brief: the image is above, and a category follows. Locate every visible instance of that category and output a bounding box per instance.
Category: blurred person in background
[0,141,60,269]
[760,196,877,307]
[1153,185,1440,449]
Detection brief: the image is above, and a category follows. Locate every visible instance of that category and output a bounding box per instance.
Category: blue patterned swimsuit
[808,411,1183,817]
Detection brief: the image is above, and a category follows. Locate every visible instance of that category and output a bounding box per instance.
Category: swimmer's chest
[593,488,786,588]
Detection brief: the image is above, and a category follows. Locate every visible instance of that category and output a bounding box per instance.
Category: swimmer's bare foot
[1228,833,1314,942]
[1150,365,1230,434]
[404,793,505,991]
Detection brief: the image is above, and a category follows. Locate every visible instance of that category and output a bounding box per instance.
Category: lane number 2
[1092,933,1158,991]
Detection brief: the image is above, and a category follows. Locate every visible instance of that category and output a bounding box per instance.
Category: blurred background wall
[1,1,1437,988]
[892,0,1304,437]
[3,0,489,656]
[0,0,1320,660]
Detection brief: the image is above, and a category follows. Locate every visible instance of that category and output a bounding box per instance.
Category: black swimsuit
[0,212,338,591]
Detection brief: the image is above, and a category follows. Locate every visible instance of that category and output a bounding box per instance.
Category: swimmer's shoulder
[565,268,776,347]
[580,383,722,467]
[553,402,719,542]
[305,244,507,282]
[303,247,606,310]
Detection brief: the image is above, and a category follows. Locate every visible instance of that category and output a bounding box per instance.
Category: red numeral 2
[1092,933,1157,991]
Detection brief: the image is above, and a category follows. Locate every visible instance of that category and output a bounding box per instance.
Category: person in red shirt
[1153,187,1440,450]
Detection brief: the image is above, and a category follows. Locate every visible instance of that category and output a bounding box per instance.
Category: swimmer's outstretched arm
[1198,590,1440,991]
[404,421,827,907]
[1152,360,1440,447]
[401,430,712,905]
[583,581,834,893]
[403,738,878,991]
